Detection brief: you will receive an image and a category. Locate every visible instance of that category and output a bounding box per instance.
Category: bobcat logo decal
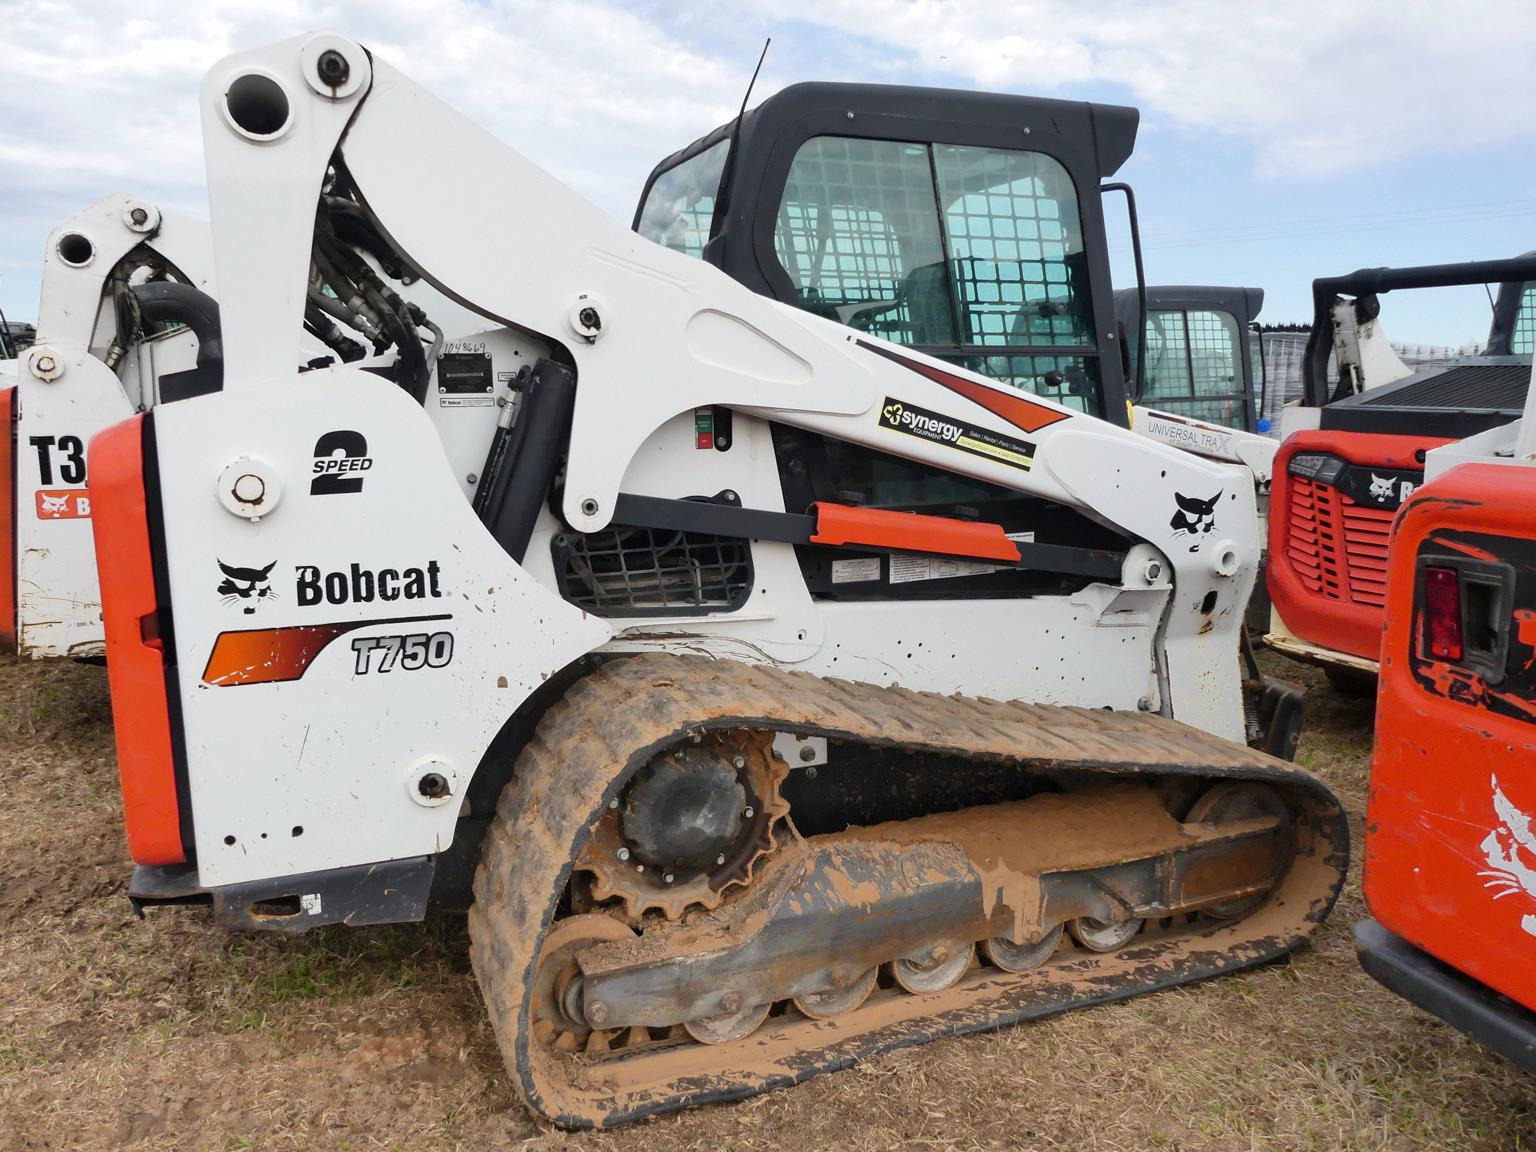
[1368,473,1395,503]
[1480,775,1536,938]
[39,493,69,516]
[217,560,278,615]
[1169,491,1222,552]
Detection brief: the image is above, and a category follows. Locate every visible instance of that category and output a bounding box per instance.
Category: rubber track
[469,653,1349,1128]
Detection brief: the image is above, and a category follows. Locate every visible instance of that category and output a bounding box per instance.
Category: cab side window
[771,135,1102,416]
[637,139,730,260]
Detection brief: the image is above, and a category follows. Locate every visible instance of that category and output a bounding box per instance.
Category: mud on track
[1,655,1532,1151]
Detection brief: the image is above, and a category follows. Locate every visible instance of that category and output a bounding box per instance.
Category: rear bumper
[1355,919,1536,1074]
[1263,629,1379,675]
[130,856,434,933]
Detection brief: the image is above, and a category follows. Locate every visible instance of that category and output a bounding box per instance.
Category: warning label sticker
[889,555,1006,584]
[877,397,1035,471]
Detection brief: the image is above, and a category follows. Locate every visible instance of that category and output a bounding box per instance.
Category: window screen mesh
[1511,283,1536,355]
[1139,309,1248,427]
[934,146,1089,348]
[773,138,949,342]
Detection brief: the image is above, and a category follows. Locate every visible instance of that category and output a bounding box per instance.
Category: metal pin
[616,847,630,861]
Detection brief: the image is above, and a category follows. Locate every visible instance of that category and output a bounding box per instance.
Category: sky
[3,0,1535,345]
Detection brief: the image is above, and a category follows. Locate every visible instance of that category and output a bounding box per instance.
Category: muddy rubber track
[469,654,1349,1128]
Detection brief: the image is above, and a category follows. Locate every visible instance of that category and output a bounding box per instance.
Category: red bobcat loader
[1266,257,1536,687]
[1355,368,1536,1072]
[91,35,1347,1127]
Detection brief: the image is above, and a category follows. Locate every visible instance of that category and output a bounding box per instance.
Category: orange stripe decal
[811,502,1021,562]
[89,415,184,866]
[202,614,452,686]
[857,340,1071,434]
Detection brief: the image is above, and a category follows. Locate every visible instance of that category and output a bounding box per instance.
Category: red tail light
[1423,566,1463,661]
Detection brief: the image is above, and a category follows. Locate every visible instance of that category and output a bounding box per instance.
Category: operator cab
[1114,286,1265,433]
[1304,257,1536,439]
[0,319,35,360]
[635,82,1140,426]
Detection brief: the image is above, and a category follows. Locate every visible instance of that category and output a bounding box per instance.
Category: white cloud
[4,0,1536,320]
[0,0,751,314]
[753,0,1536,177]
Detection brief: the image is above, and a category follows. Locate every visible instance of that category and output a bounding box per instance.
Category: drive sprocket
[575,730,788,920]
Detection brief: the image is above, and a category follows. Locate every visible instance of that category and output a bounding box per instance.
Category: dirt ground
[2,654,1532,1151]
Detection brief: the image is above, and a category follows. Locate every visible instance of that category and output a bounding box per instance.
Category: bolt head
[586,1000,608,1026]
[799,746,817,763]
[931,945,950,964]
[743,806,754,819]
[721,991,742,1013]
[28,350,62,381]
[716,853,726,866]
[232,473,266,504]
[731,755,746,770]
[316,49,350,87]
[663,872,675,884]
[616,846,630,861]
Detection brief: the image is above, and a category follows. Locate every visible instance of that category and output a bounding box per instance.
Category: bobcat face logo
[39,493,69,516]
[1480,775,1536,939]
[1369,473,1395,503]
[217,560,277,614]
[1169,491,1222,552]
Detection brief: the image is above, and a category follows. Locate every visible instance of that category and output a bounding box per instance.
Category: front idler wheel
[529,913,636,1052]
[1183,781,1291,920]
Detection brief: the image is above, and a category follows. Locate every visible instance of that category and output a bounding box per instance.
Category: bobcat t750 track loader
[92,35,1348,1127]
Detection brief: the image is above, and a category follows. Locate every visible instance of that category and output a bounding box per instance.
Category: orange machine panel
[89,415,185,866]
[1365,461,1536,1014]
[0,386,15,654]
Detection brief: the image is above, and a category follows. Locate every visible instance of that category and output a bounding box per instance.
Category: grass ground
[1,654,1532,1151]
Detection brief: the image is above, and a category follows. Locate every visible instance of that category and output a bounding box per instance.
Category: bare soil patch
[1,655,1531,1150]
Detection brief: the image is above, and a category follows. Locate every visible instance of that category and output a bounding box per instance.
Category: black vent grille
[1358,363,1530,411]
[553,526,752,616]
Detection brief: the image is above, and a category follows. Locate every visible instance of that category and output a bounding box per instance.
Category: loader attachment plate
[469,654,1348,1128]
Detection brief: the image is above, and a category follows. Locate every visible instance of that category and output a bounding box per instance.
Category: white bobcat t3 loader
[3,195,217,658]
[91,34,1348,1128]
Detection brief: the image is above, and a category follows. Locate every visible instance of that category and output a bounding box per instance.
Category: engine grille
[553,525,753,616]
[1283,475,1394,609]
[1355,363,1530,411]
